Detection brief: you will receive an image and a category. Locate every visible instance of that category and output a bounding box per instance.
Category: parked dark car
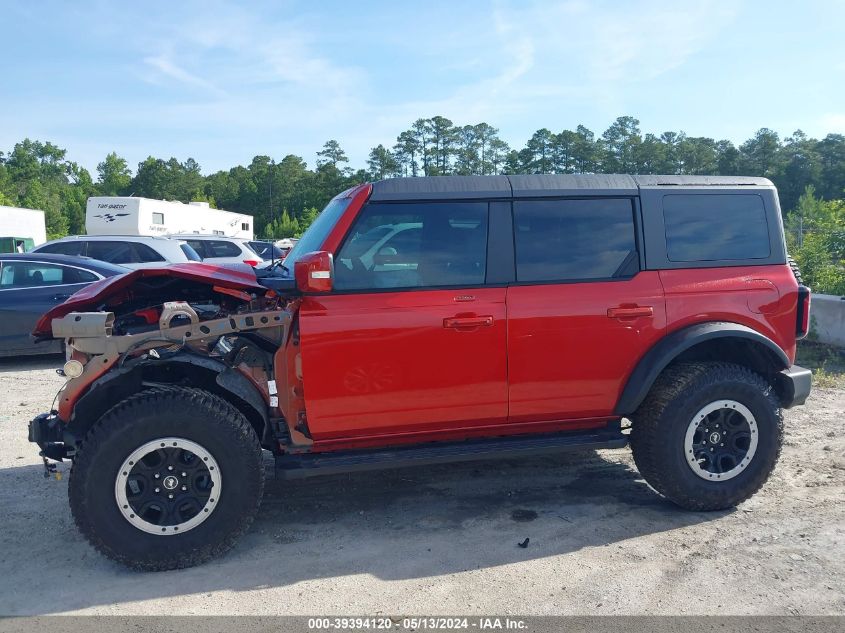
[0,253,128,356]
[248,240,287,260]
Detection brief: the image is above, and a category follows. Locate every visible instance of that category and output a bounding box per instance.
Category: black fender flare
[68,354,269,444]
[614,322,790,415]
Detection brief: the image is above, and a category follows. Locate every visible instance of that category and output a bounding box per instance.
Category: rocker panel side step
[275,427,628,479]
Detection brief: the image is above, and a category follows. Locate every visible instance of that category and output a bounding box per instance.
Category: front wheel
[630,362,783,511]
[69,387,264,570]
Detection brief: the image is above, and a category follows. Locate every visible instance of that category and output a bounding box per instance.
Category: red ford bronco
[29,175,812,570]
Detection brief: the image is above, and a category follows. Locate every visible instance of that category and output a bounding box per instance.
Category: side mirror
[294,251,333,293]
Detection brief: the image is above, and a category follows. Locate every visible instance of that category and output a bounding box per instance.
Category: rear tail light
[796,285,811,339]
[243,259,260,267]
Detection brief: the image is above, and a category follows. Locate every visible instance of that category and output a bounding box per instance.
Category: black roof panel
[369,174,774,201]
[508,174,637,197]
[370,175,511,201]
[633,175,773,187]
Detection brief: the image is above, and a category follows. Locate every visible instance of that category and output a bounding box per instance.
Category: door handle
[607,306,653,319]
[443,315,494,329]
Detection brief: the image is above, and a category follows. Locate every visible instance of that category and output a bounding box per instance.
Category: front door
[506,197,666,422]
[298,200,508,442]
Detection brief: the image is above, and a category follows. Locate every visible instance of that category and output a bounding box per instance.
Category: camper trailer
[85,197,254,239]
[0,206,47,253]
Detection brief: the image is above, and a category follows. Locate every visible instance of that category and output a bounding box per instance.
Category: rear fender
[615,321,790,415]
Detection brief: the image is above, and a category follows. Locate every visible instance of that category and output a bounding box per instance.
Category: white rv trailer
[0,205,47,250]
[85,197,254,239]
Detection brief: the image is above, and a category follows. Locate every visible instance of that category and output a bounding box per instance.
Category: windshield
[283,196,353,267]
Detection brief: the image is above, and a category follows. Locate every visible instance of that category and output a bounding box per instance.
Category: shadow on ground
[0,448,724,614]
[0,355,61,374]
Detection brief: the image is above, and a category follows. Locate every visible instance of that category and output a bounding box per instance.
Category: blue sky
[2,0,844,175]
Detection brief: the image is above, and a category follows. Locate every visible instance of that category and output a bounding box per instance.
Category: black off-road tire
[630,362,783,511]
[69,386,264,571]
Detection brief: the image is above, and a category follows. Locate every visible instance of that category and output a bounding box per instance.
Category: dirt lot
[0,355,843,616]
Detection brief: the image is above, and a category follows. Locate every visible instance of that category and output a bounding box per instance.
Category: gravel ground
[0,355,843,616]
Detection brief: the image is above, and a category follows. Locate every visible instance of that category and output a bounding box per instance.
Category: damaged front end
[29,263,301,465]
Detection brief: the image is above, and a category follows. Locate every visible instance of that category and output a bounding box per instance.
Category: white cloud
[3,0,747,172]
[350,0,740,148]
[142,55,224,96]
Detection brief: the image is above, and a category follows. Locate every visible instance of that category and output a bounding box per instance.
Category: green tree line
[1,115,843,291]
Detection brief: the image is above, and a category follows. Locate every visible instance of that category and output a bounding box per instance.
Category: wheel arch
[67,355,271,449]
[615,322,790,416]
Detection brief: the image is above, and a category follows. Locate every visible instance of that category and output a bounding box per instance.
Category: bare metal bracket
[51,312,115,339]
[53,309,290,356]
[160,301,199,329]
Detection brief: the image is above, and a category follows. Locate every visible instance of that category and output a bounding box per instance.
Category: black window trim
[639,187,787,270]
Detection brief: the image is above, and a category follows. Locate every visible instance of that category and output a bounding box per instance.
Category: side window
[36,241,84,256]
[134,242,166,263]
[62,266,98,284]
[663,194,770,262]
[335,202,488,290]
[152,212,165,225]
[0,262,67,287]
[86,241,137,264]
[514,199,638,282]
[206,241,242,258]
[186,240,206,257]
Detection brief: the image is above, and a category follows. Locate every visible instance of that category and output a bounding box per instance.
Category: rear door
[298,200,509,442]
[506,197,666,422]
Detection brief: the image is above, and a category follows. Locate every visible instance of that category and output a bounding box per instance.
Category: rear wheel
[630,362,783,511]
[69,387,264,570]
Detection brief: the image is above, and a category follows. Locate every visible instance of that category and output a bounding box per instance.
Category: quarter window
[513,199,638,282]
[335,202,488,290]
[205,241,242,258]
[663,194,770,262]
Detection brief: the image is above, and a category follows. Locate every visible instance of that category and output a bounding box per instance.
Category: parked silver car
[31,235,202,270]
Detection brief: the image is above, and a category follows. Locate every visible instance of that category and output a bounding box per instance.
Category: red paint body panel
[659,265,799,364]
[43,180,804,458]
[33,263,262,338]
[506,272,667,421]
[298,288,508,441]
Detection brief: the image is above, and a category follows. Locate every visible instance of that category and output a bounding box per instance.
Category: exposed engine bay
[31,263,306,457]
